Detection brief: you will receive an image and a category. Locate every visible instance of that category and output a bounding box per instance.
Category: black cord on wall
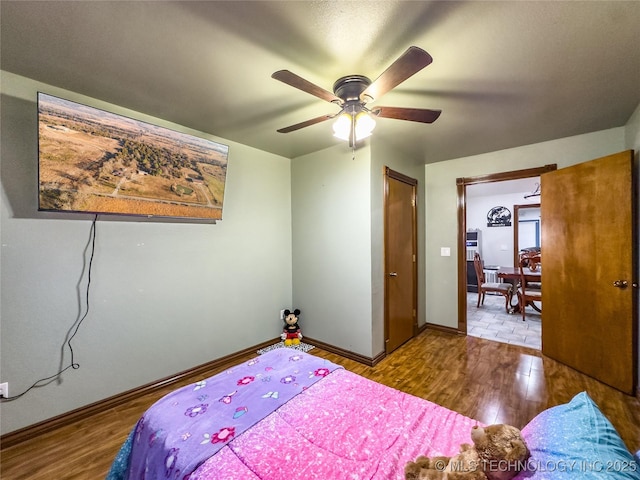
[0,214,98,401]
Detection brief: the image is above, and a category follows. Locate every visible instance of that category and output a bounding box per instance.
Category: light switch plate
[441,247,451,256]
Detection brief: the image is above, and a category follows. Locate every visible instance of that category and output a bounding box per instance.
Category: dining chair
[517,253,542,321]
[473,252,513,313]
[519,249,541,271]
[519,250,542,290]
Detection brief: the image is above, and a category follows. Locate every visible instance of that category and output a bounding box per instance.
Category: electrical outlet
[0,382,8,398]
[280,309,285,320]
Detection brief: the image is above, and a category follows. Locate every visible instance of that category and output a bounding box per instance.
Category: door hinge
[413,254,416,262]
[413,309,416,317]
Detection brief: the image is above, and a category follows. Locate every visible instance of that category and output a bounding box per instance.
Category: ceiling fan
[272,46,441,148]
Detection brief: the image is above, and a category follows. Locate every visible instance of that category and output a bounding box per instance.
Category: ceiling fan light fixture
[332,112,352,141]
[273,47,438,149]
[354,111,376,140]
[332,110,376,142]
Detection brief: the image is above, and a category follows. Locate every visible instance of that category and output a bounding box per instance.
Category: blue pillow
[519,391,640,479]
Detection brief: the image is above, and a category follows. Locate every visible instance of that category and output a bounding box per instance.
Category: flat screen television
[38,92,229,220]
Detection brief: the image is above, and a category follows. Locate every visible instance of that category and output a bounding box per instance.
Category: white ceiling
[466,177,540,198]
[2,1,639,164]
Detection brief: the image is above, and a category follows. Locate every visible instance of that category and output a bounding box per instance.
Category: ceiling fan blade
[272,70,342,104]
[276,113,336,133]
[371,106,442,123]
[360,46,433,102]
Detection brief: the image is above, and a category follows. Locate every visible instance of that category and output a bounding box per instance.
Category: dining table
[496,266,542,283]
[497,266,542,313]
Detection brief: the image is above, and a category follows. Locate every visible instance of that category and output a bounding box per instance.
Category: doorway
[514,204,541,266]
[465,187,543,348]
[456,165,557,337]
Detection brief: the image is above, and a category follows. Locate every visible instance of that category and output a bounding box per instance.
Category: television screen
[38,93,229,220]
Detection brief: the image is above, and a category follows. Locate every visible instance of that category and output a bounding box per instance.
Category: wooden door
[384,167,417,354]
[541,150,637,394]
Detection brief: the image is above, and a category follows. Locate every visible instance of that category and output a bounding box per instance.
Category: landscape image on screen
[38,93,229,220]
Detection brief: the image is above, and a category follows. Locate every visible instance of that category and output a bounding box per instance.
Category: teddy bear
[405,424,530,480]
[280,308,302,346]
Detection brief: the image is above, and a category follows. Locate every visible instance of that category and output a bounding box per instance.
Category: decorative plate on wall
[487,206,512,227]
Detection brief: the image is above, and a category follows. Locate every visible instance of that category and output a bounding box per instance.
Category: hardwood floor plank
[1,330,638,479]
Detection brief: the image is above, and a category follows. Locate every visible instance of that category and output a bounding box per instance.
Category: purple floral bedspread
[124,349,341,480]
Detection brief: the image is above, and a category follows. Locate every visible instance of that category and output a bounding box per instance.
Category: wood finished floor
[1,329,639,479]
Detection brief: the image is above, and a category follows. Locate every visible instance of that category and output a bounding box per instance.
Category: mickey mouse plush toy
[281,309,302,346]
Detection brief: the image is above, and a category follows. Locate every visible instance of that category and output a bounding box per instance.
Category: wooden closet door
[384,167,418,354]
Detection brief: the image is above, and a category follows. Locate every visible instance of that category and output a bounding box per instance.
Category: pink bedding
[109,349,640,480]
[190,367,478,479]
[107,349,479,480]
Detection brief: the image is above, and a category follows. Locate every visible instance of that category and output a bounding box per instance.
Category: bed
[107,348,640,480]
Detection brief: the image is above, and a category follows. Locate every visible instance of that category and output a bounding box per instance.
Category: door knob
[389,272,398,277]
[613,280,628,288]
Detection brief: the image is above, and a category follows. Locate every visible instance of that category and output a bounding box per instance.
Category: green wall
[0,72,293,434]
